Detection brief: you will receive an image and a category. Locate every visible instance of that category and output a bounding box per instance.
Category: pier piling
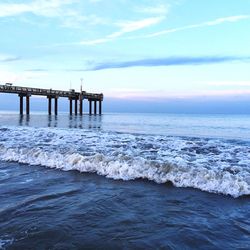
[19,94,24,115]
[69,98,73,115]
[48,97,52,115]
[54,97,58,115]
[94,101,97,115]
[79,99,83,116]
[99,101,102,115]
[75,99,78,115]
[26,95,30,115]
[89,100,92,115]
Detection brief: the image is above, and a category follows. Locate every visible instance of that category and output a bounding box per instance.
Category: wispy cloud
[0,54,21,62]
[0,0,166,31]
[0,0,92,29]
[0,0,75,18]
[111,17,165,38]
[85,55,250,71]
[136,15,250,38]
[24,69,48,72]
[79,16,164,45]
[74,15,249,46]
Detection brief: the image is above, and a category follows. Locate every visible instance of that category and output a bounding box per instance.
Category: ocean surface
[0,112,250,249]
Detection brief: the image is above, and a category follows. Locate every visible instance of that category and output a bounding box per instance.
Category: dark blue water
[1,161,250,249]
[1,113,250,249]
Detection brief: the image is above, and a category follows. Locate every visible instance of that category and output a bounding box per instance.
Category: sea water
[0,113,250,249]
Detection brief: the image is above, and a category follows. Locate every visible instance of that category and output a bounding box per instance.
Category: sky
[0,0,250,113]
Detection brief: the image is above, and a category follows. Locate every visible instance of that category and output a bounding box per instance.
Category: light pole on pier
[80,78,83,92]
[79,78,84,115]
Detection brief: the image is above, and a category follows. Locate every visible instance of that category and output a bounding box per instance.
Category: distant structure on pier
[0,83,103,115]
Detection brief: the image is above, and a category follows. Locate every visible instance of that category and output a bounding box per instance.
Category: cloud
[73,15,249,46]
[79,16,164,45]
[111,16,164,37]
[24,69,48,72]
[0,0,105,29]
[0,54,21,62]
[0,0,75,18]
[137,15,250,38]
[85,55,250,71]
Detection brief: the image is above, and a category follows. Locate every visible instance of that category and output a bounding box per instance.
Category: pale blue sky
[0,0,250,109]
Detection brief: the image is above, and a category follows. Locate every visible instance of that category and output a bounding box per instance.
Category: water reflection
[2,112,250,140]
[18,115,23,126]
[17,113,103,130]
[48,115,58,127]
[19,114,30,126]
[68,114,102,129]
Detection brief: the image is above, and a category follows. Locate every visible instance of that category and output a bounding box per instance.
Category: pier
[0,83,103,115]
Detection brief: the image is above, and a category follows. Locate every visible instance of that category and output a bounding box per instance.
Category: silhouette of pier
[0,84,103,115]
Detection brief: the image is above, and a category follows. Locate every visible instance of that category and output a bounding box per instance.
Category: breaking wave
[1,126,250,198]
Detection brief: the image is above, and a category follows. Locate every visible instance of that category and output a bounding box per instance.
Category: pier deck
[0,84,103,115]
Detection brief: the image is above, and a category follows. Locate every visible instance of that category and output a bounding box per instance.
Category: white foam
[1,126,250,198]
[0,238,14,249]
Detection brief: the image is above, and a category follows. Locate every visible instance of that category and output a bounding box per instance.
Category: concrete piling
[26,95,30,115]
[48,97,52,115]
[54,97,58,115]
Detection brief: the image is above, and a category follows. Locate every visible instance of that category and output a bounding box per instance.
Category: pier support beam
[89,100,92,115]
[99,101,102,115]
[19,95,24,115]
[94,101,97,115]
[54,97,58,115]
[75,99,78,115]
[79,99,83,116]
[26,95,30,115]
[48,97,52,115]
[69,98,73,115]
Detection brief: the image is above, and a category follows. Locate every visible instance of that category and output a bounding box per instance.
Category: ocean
[0,112,250,249]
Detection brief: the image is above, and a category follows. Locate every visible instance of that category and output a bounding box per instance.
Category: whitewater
[1,122,250,198]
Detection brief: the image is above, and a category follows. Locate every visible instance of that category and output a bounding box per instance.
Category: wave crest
[0,144,250,198]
